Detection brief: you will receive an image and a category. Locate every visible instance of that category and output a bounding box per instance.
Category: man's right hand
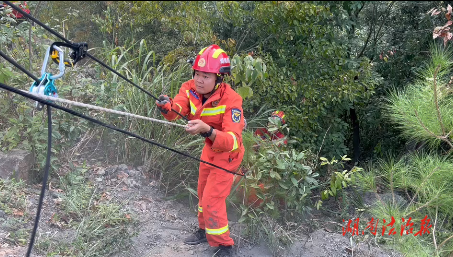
[156,95,171,114]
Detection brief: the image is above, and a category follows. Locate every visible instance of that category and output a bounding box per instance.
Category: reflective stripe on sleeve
[169,103,184,121]
[205,225,229,235]
[175,103,182,113]
[200,105,226,116]
[198,206,203,213]
[227,132,238,152]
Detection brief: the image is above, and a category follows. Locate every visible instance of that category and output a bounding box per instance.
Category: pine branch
[433,65,446,135]
[405,196,439,217]
[438,234,453,249]
[404,166,439,213]
[414,109,453,149]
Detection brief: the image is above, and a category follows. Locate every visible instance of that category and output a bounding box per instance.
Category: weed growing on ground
[0,179,30,246]
[33,165,139,256]
[0,179,28,215]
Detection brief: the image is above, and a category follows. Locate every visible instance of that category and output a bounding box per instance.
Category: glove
[156,95,171,114]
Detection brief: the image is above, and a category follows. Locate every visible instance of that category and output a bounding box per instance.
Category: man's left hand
[185,119,210,135]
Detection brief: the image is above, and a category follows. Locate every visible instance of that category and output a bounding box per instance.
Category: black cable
[3,1,189,121]
[0,82,245,176]
[26,105,52,257]
[0,50,40,82]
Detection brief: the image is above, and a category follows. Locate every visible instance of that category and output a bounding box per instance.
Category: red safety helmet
[271,110,286,125]
[192,44,231,75]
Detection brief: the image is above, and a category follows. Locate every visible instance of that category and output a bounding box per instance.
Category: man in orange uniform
[156,45,244,256]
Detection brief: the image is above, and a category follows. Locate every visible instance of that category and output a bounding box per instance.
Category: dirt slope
[0,163,403,257]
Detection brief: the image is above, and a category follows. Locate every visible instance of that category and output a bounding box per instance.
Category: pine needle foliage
[386,44,453,151]
[358,44,453,256]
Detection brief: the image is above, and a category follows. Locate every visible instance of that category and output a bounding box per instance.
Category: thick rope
[23,90,188,128]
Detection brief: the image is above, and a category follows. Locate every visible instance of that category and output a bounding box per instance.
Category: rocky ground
[0,161,405,257]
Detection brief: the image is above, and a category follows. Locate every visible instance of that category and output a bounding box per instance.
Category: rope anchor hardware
[41,44,66,80]
[50,42,88,67]
[29,43,67,110]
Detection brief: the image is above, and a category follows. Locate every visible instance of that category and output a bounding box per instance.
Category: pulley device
[29,42,87,110]
[50,42,88,67]
[29,73,57,110]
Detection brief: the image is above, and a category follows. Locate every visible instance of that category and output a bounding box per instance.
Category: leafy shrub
[316,155,362,209]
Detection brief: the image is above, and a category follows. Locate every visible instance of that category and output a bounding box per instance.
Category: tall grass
[94,39,203,194]
[34,165,138,256]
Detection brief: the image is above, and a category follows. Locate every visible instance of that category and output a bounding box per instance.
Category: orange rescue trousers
[197,145,244,247]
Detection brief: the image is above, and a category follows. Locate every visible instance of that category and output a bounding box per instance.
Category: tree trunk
[350,108,360,164]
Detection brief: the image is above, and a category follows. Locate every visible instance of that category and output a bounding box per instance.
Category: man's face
[194,71,217,95]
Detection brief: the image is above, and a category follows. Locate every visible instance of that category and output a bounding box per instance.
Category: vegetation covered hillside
[0,1,452,256]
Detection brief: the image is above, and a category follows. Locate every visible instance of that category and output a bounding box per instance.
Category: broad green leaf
[296,152,305,161]
[245,68,252,81]
[276,159,286,170]
[305,177,318,185]
[238,216,247,223]
[270,170,276,178]
[266,203,274,210]
[279,181,289,189]
[236,86,253,99]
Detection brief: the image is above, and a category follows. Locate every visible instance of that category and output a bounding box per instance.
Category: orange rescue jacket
[161,79,245,154]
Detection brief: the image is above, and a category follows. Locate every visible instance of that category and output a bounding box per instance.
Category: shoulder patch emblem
[231,108,241,123]
[212,100,219,107]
